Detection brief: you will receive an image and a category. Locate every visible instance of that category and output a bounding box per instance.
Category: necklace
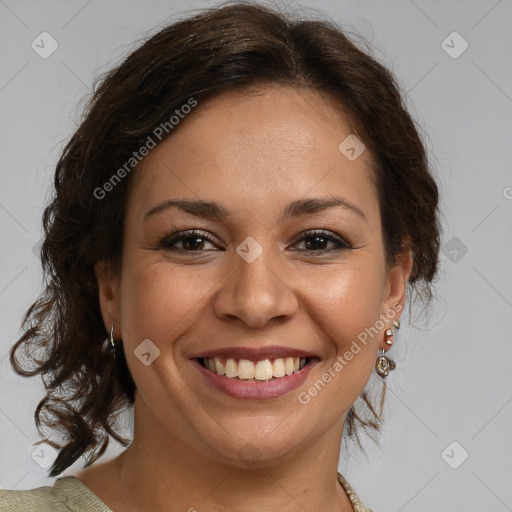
[336,472,370,512]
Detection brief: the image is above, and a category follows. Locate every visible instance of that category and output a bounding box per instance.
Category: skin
[75,86,412,512]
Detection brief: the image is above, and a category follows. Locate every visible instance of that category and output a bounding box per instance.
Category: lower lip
[191,358,318,400]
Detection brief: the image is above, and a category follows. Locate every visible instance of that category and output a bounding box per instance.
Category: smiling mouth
[197,356,313,382]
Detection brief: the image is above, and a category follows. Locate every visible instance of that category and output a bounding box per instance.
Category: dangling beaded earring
[375,320,399,378]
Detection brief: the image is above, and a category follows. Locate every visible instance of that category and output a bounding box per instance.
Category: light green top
[0,473,375,511]
[0,477,111,512]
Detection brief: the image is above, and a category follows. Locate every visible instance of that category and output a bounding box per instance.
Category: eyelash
[155,228,352,254]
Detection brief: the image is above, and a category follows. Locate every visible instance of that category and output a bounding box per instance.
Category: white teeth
[203,356,307,380]
[272,358,286,377]
[254,360,273,381]
[237,359,255,379]
[225,358,238,378]
[215,359,225,376]
[284,357,294,376]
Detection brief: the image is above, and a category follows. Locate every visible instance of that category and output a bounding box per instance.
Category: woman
[2,2,440,511]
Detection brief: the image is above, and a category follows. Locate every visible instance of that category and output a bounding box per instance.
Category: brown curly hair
[9,1,441,477]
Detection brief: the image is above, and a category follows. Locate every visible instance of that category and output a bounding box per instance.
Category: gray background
[1,0,511,510]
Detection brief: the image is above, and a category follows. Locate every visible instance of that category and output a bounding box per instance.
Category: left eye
[157,229,351,253]
[293,230,351,252]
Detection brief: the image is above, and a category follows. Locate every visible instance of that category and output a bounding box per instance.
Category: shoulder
[0,484,57,512]
[0,476,112,512]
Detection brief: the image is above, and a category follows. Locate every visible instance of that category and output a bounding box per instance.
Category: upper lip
[189,345,319,360]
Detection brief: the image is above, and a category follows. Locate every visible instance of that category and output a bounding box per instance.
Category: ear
[381,241,414,322]
[95,260,122,339]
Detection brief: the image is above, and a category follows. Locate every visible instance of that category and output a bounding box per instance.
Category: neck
[111,402,354,512]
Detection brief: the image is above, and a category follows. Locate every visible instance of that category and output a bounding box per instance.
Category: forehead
[126,86,378,225]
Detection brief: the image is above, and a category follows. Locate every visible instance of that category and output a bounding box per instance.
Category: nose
[212,246,299,329]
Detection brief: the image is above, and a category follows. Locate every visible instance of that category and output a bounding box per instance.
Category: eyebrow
[144,196,367,223]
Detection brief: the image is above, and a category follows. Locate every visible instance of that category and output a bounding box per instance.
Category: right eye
[156,229,220,252]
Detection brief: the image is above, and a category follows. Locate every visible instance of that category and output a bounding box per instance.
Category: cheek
[299,262,386,394]
[293,263,386,418]
[119,256,221,350]
[117,261,207,398]
[300,260,386,348]
[120,251,386,350]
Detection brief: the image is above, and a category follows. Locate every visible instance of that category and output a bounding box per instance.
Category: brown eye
[157,230,219,252]
[156,228,351,254]
[293,230,351,252]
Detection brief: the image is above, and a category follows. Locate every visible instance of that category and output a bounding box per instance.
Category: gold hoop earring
[109,323,116,350]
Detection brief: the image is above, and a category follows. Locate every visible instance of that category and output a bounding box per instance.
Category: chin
[195,416,316,470]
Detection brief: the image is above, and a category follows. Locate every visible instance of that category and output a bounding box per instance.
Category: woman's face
[97,86,411,467]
